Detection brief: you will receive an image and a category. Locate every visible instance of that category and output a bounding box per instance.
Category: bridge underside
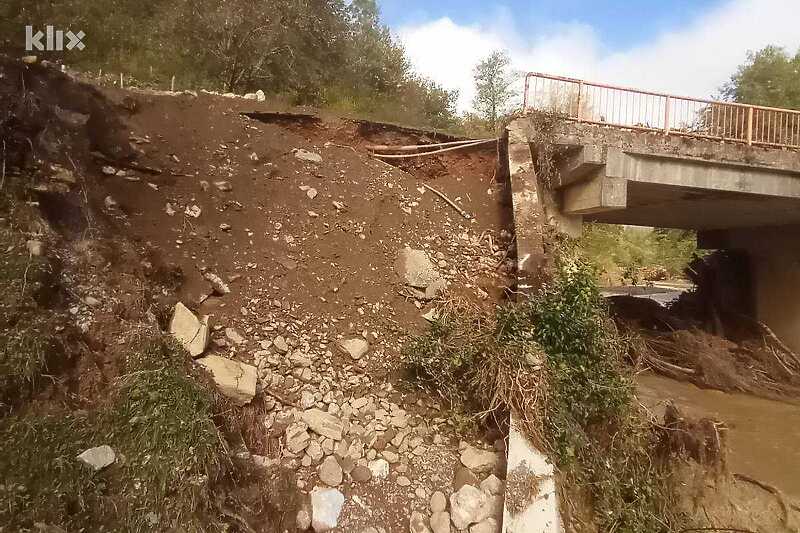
[508,118,800,351]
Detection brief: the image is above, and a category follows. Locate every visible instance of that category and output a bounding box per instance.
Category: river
[635,372,800,499]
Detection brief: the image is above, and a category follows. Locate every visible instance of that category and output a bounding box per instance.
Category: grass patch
[405,245,683,532]
[0,336,228,531]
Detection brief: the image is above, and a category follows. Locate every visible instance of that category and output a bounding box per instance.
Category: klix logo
[25,25,86,52]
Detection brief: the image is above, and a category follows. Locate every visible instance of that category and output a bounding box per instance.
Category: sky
[380,0,800,112]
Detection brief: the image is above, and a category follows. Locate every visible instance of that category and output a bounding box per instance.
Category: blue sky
[381,0,724,52]
[387,0,799,112]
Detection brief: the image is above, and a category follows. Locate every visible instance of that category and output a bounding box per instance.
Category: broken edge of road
[501,118,567,533]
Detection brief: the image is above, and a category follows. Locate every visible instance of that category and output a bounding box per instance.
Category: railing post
[664,96,671,134]
[747,106,753,145]
[576,82,584,122]
[523,74,530,112]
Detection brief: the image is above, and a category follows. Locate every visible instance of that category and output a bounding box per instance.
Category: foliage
[0,0,460,130]
[405,246,682,532]
[0,337,227,531]
[722,46,800,109]
[472,50,519,131]
[579,223,700,285]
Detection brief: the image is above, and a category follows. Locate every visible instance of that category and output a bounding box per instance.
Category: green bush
[405,246,681,532]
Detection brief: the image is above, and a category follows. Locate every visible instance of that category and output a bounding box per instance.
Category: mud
[637,372,800,499]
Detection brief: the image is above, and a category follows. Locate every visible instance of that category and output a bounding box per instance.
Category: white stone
[336,338,369,360]
[394,247,442,289]
[460,446,499,473]
[311,487,344,532]
[297,508,312,530]
[197,356,257,405]
[225,327,245,345]
[76,445,115,471]
[367,458,389,480]
[274,335,290,353]
[480,474,505,496]
[286,422,311,454]
[301,409,344,440]
[294,149,323,163]
[449,484,486,530]
[169,302,209,357]
[255,89,265,102]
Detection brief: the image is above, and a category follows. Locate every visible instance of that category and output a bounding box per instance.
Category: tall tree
[722,45,800,109]
[472,50,518,130]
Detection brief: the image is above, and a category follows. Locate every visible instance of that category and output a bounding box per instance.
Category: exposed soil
[0,57,516,532]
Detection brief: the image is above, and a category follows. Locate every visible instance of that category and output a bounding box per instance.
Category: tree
[722,45,800,109]
[472,50,518,130]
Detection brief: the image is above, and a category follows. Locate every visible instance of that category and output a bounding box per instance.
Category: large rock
[196,355,257,405]
[480,474,505,496]
[311,487,344,532]
[449,484,487,530]
[301,409,344,440]
[460,446,500,474]
[395,247,442,289]
[469,518,499,533]
[335,338,370,360]
[318,456,343,486]
[169,302,209,357]
[76,445,115,471]
[430,511,451,533]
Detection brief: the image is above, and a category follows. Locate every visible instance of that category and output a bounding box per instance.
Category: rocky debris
[196,355,257,405]
[101,165,117,176]
[214,180,232,192]
[449,484,487,530]
[301,409,344,441]
[336,337,369,360]
[76,445,116,471]
[430,512,451,533]
[169,302,210,357]
[319,456,343,486]
[368,458,389,480]
[203,272,231,295]
[293,148,323,164]
[459,446,499,474]
[397,475,411,487]
[430,491,447,513]
[410,512,432,533]
[311,487,344,532]
[286,422,311,454]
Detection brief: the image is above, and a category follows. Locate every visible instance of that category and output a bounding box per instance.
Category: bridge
[506,72,800,352]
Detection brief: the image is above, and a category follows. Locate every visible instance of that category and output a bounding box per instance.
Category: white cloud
[396,0,800,113]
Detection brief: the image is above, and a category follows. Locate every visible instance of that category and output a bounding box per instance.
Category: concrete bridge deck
[506,115,800,352]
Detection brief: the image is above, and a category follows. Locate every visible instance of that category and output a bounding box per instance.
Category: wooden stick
[366,138,495,152]
[423,184,472,219]
[371,139,495,159]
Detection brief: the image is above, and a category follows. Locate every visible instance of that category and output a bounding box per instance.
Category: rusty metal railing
[522,72,800,149]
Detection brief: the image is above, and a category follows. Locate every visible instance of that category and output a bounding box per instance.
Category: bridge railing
[522,72,800,149]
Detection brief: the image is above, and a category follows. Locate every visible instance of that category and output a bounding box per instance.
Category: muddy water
[635,372,800,498]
